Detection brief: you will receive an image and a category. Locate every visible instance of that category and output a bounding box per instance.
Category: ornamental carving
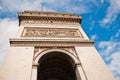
[33,47,78,61]
[22,27,83,38]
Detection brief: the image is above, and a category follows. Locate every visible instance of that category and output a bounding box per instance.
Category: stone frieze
[22,27,83,38]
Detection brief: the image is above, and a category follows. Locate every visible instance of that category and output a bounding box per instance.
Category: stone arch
[34,48,80,65]
[37,49,79,80]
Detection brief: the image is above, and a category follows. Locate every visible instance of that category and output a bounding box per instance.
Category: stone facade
[0,11,115,80]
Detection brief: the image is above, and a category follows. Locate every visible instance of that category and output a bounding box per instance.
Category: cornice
[18,11,81,19]
[24,10,75,15]
[18,11,82,26]
[9,38,94,47]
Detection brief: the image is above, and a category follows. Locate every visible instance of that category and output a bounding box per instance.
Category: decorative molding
[19,11,81,18]
[34,47,77,56]
[18,11,82,26]
[10,38,94,47]
[33,47,79,63]
[33,48,81,65]
[34,47,49,55]
[22,27,83,38]
[20,20,80,25]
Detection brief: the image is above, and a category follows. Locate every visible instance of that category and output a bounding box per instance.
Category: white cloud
[108,51,120,80]
[100,0,104,4]
[90,34,97,40]
[98,31,120,79]
[100,0,120,28]
[0,18,19,64]
[98,40,120,79]
[115,29,120,37]
[108,51,120,73]
[98,41,118,55]
[1,0,43,12]
[90,20,95,30]
[0,5,2,10]
[110,29,120,41]
[0,0,103,15]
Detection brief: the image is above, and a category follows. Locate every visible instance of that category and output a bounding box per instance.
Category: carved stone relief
[22,27,83,38]
[33,47,78,61]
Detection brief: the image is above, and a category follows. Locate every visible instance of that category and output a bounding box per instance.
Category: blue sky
[0,0,120,80]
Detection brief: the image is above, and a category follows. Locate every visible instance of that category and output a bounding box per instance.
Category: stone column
[31,64,39,80]
[76,64,87,80]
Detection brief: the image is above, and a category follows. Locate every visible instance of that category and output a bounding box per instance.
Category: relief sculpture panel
[22,27,83,38]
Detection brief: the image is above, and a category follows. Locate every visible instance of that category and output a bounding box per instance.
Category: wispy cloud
[90,34,97,40]
[0,18,18,64]
[111,29,120,41]
[115,29,120,38]
[89,20,95,30]
[99,0,120,28]
[0,5,2,10]
[0,0,104,16]
[108,51,120,80]
[41,0,104,14]
[98,30,120,79]
[98,41,118,55]
[1,0,42,12]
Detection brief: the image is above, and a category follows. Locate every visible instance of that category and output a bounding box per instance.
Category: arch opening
[37,51,77,80]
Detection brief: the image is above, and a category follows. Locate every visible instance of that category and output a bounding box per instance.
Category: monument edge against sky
[0,11,115,80]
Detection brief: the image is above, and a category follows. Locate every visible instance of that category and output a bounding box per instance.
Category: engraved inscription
[22,27,83,38]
